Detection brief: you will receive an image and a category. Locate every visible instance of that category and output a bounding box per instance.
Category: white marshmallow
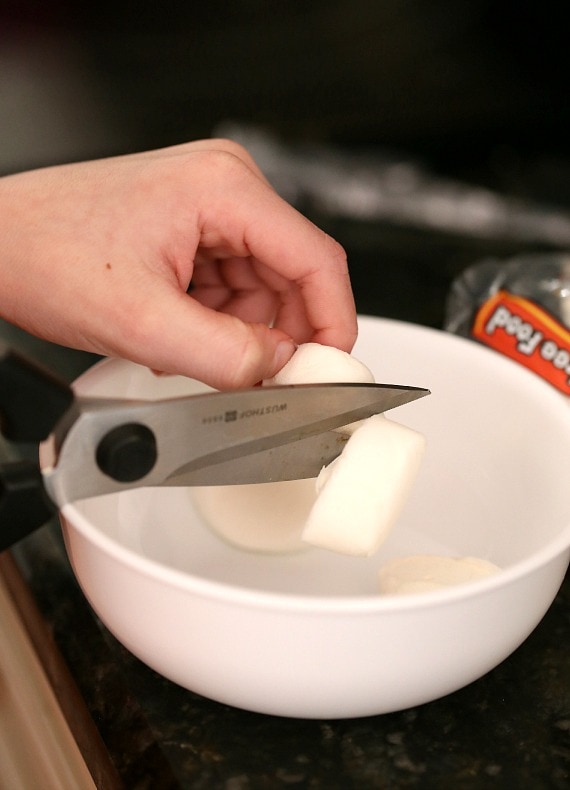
[191,478,315,554]
[266,342,375,385]
[378,555,501,595]
[302,415,426,556]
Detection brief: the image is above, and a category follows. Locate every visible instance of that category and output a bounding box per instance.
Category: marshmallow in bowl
[378,555,501,595]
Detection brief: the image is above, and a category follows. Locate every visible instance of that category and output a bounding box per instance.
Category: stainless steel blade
[160,383,429,485]
[161,382,429,480]
[164,429,351,486]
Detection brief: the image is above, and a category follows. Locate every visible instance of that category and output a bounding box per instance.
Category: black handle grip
[0,460,57,551]
[0,344,73,549]
[0,342,73,442]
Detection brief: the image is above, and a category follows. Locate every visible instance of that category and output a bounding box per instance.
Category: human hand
[0,139,357,389]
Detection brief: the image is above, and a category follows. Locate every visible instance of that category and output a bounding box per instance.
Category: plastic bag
[445,254,570,396]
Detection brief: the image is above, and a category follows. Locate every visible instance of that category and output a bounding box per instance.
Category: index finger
[196,157,358,352]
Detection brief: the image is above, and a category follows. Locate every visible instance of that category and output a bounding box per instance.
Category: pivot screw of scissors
[96,423,157,483]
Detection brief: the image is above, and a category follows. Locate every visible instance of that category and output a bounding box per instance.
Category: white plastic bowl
[50,317,570,718]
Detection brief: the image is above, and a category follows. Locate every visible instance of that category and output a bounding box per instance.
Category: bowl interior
[67,317,570,598]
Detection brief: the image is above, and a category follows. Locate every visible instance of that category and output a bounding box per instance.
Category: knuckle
[208,138,252,162]
[196,147,252,185]
[324,233,348,270]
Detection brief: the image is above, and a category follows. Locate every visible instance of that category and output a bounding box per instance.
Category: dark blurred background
[2,0,569,330]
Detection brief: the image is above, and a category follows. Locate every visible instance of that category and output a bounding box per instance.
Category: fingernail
[272,339,296,374]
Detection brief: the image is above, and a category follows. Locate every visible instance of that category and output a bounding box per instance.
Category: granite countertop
[2,232,569,789]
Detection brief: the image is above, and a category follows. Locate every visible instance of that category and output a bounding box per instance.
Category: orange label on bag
[472,290,570,395]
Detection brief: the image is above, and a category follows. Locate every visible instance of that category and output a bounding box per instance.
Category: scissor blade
[164,382,429,485]
[165,429,351,486]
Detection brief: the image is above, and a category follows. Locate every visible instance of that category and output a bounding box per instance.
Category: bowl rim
[57,316,570,615]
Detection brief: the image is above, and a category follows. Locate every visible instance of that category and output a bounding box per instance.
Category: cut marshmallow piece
[191,478,316,554]
[378,555,501,595]
[302,414,426,556]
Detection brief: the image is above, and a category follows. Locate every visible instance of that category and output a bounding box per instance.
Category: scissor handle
[0,345,72,550]
[0,460,56,551]
[0,342,73,442]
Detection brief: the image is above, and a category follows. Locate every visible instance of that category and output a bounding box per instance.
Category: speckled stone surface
[3,234,570,788]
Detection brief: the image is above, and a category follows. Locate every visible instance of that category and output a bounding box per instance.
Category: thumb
[125,295,296,389]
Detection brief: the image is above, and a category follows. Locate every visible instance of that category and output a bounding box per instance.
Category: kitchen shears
[0,343,429,550]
